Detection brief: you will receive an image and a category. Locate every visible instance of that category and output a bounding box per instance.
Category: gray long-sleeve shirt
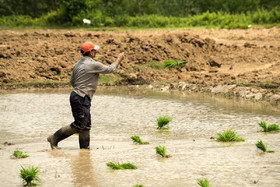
[70,56,118,99]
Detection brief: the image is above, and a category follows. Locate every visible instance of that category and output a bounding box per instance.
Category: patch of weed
[163,60,185,70]
[216,128,245,142]
[149,61,164,69]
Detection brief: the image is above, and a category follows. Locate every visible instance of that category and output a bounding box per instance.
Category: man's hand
[116,52,124,64]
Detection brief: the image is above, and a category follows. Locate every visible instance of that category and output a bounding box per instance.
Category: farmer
[47,42,124,149]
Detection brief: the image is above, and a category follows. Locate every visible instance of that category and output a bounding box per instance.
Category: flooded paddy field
[0,87,279,187]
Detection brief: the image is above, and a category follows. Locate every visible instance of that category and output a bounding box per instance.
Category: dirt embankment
[0,28,280,105]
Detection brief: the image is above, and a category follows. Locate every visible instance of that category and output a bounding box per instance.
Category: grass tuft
[256,140,274,153]
[258,121,280,132]
[157,115,172,129]
[149,61,164,69]
[12,150,29,159]
[216,128,245,142]
[163,60,185,70]
[20,166,40,186]
[131,135,149,144]
[155,145,171,158]
[106,162,138,170]
[197,178,210,187]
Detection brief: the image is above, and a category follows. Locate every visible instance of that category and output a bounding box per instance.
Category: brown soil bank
[0,28,280,106]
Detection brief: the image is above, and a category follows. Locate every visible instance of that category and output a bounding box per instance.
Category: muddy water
[0,87,279,187]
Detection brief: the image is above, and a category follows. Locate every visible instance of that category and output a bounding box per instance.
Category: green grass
[133,185,143,187]
[157,115,172,129]
[149,61,164,69]
[256,140,274,153]
[258,121,280,132]
[106,162,138,170]
[197,178,210,187]
[20,166,40,186]
[216,128,245,142]
[163,60,185,70]
[99,74,116,83]
[131,135,149,144]
[155,145,171,158]
[12,150,29,159]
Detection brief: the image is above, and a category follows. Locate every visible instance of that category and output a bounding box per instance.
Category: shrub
[157,115,172,129]
[106,162,137,170]
[131,135,149,144]
[256,140,274,153]
[258,121,280,132]
[216,129,245,142]
[20,166,40,186]
[197,178,210,187]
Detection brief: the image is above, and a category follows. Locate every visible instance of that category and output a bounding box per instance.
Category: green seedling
[258,121,280,132]
[163,60,185,70]
[12,150,29,159]
[106,162,137,170]
[197,178,210,187]
[133,184,143,187]
[131,136,149,144]
[216,128,245,142]
[157,115,172,129]
[20,166,40,186]
[155,145,171,158]
[256,140,274,153]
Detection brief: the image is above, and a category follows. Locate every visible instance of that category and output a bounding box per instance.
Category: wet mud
[0,87,279,186]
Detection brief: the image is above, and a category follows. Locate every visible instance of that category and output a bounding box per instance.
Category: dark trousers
[70,91,91,130]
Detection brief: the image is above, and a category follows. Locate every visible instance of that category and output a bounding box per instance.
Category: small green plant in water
[106,162,138,170]
[216,128,245,142]
[197,178,210,187]
[155,145,171,158]
[12,150,29,159]
[256,140,274,153]
[258,121,280,132]
[20,166,40,186]
[133,184,143,187]
[164,60,185,70]
[157,115,172,129]
[131,135,149,144]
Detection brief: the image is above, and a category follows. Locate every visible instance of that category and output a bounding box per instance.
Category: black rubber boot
[79,130,90,149]
[47,125,79,149]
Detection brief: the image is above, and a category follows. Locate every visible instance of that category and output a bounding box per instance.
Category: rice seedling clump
[131,135,149,144]
[133,185,143,187]
[216,128,245,142]
[106,162,138,170]
[258,121,280,132]
[20,166,40,186]
[155,145,171,158]
[197,178,210,187]
[256,140,274,153]
[157,115,172,129]
[12,150,29,159]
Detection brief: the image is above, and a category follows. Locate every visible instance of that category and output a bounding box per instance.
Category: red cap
[81,42,100,53]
